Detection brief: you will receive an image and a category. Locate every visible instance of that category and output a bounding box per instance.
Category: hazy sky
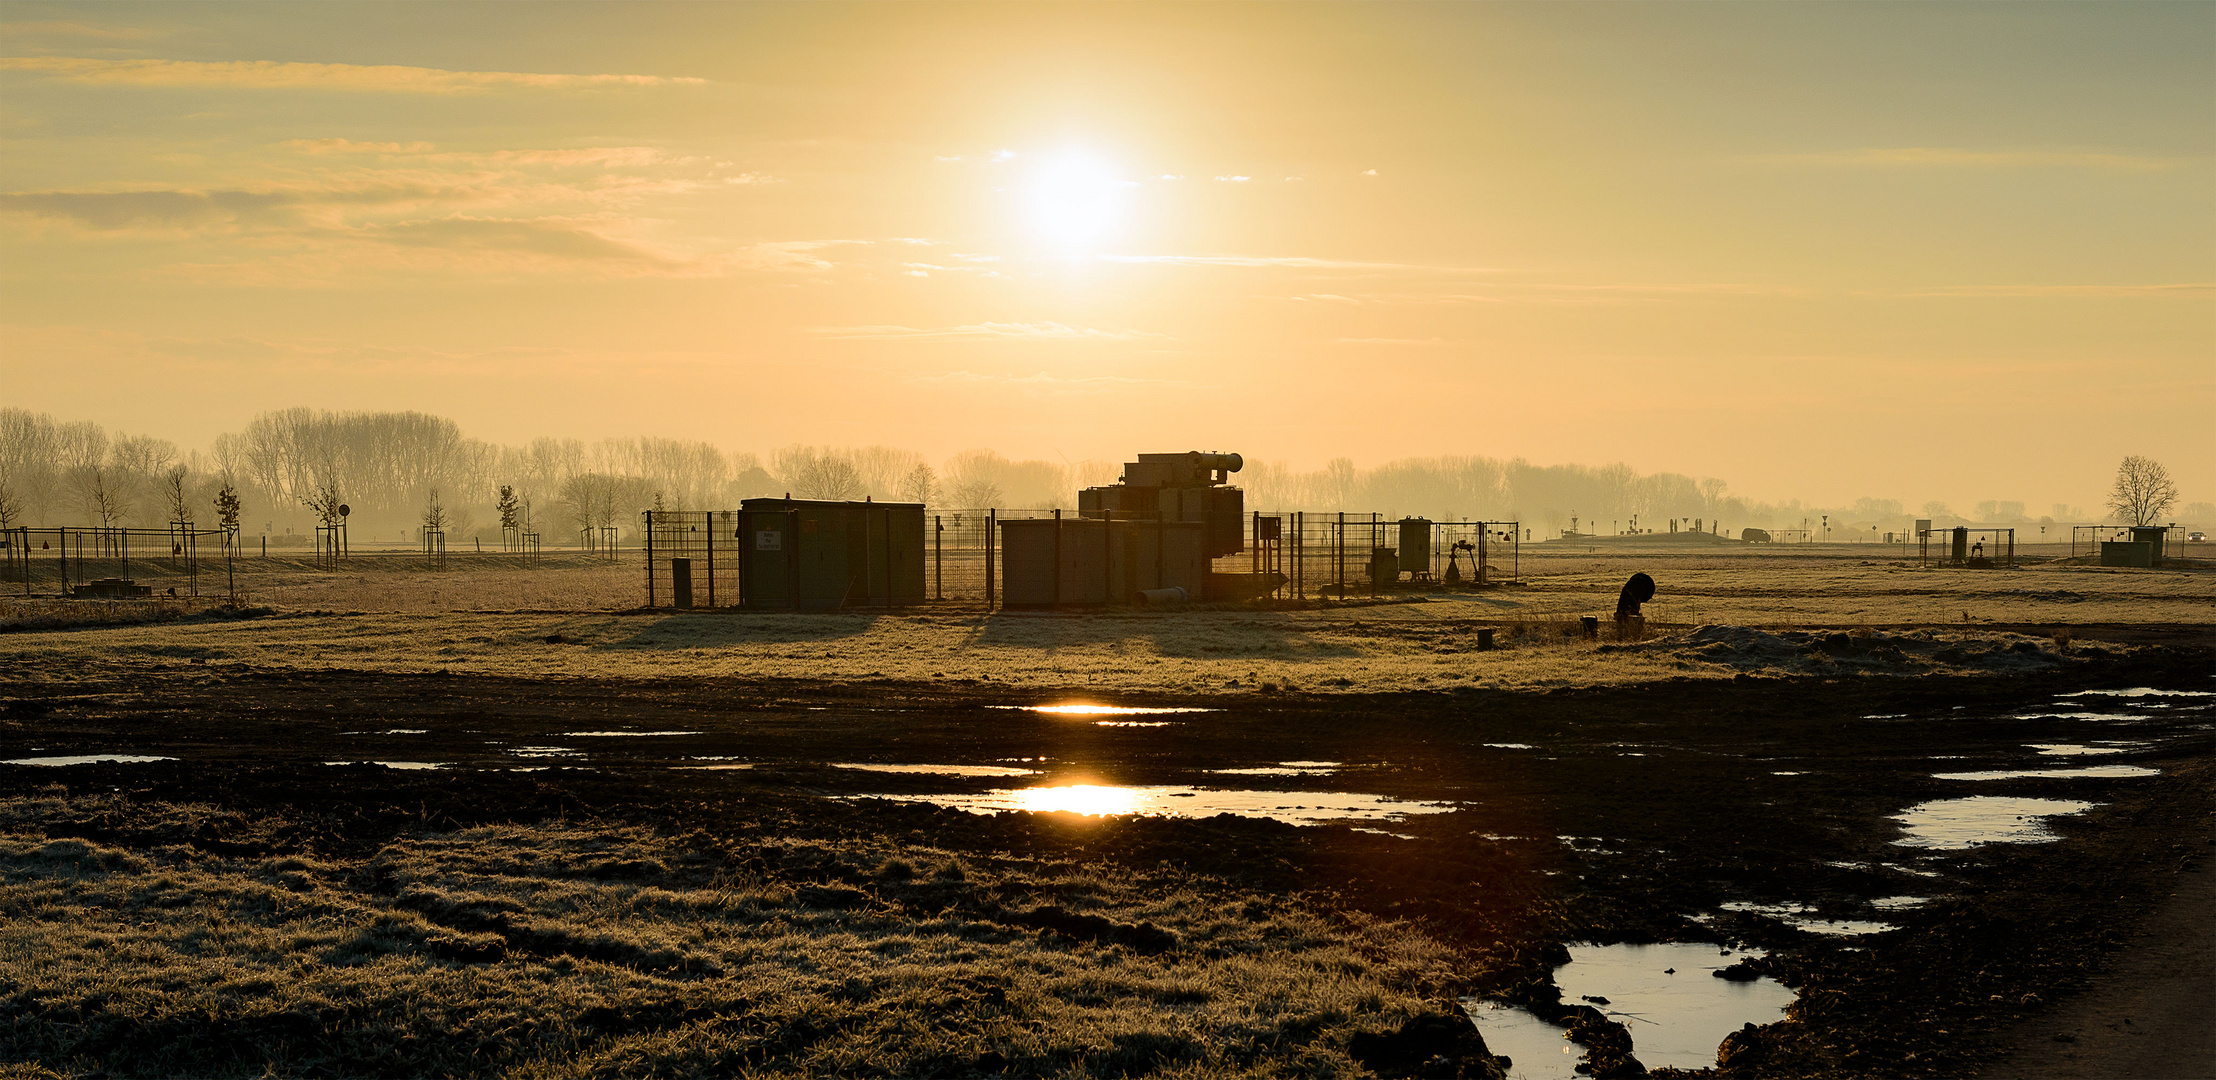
[3,2,2210,511]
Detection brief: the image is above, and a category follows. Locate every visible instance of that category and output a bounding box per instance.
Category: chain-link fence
[638,508,1523,609]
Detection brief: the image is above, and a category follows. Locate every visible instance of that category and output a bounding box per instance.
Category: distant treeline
[4,407,2190,542]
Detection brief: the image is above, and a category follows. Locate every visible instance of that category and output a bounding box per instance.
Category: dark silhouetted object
[1616,572,1655,623]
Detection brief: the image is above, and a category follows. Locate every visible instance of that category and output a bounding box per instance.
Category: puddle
[321,760,446,770]
[1484,743,1535,749]
[1094,721,1174,727]
[1468,1000,1581,1079]
[1933,765,2157,781]
[1870,896,1930,910]
[340,729,428,735]
[2011,712,2144,722]
[991,704,1217,716]
[672,763,754,771]
[2062,688,2215,698]
[1210,761,1343,776]
[2027,743,2140,756]
[1717,902,1895,936]
[2,754,176,767]
[877,784,1453,824]
[1471,942,1795,1078]
[511,746,582,759]
[1891,796,2098,849]
[1770,771,1805,776]
[559,730,701,737]
[833,763,1039,777]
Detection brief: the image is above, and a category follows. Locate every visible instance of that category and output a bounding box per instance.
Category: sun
[1023,148,1127,247]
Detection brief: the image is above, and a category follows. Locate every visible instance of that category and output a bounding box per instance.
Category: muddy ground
[2,629,2210,1078]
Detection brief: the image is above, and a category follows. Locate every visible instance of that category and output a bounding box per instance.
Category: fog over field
[3,407,2209,544]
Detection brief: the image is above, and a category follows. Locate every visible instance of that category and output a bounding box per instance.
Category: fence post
[644,511,656,609]
[985,509,996,611]
[707,511,717,609]
[1335,512,1344,594]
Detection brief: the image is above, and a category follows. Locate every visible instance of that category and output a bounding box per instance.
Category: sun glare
[1012,784,1144,817]
[1023,148,1127,247]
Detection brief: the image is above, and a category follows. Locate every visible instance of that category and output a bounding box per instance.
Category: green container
[739,499,925,608]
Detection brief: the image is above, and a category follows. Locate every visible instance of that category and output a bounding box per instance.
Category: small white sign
[755,530,782,551]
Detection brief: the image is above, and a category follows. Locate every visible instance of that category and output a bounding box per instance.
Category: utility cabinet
[738,498,925,608]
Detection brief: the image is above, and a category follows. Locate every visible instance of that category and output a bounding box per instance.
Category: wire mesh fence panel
[641,510,742,609]
[5,526,232,597]
[928,509,1020,603]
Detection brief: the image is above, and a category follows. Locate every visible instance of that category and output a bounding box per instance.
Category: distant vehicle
[2190,531,2209,542]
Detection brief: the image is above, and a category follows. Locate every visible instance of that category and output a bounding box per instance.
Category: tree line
[0,407,2200,542]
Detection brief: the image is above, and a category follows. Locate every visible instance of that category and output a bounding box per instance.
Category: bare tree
[74,466,128,528]
[901,463,937,506]
[421,488,449,532]
[496,485,520,531]
[2107,456,2178,527]
[772,445,865,501]
[0,475,20,532]
[161,466,193,525]
[304,480,343,529]
[0,408,58,526]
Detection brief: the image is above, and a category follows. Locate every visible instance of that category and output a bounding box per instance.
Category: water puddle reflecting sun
[1892,796,2097,849]
[1471,942,1795,1079]
[879,783,1452,824]
[992,704,1217,716]
[1933,765,2156,781]
[2,754,175,766]
[833,763,1040,777]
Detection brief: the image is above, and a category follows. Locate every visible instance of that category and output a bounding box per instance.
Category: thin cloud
[816,322,1165,342]
[1097,253,1497,273]
[366,217,670,264]
[1771,147,2178,172]
[0,56,706,93]
[280,140,672,169]
[1214,175,1252,183]
[907,370,1202,391]
[0,21,163,40]
[1899,282,2215,298]
[280,138,438,155]
[0,184,446,229]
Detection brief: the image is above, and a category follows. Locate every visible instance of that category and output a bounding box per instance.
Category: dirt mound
[1600,624,2107,677]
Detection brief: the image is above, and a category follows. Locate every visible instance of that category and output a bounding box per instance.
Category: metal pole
[934,514,943,601]
[645,511,656,609]
[706,511,716,609]
[985,509,996,611]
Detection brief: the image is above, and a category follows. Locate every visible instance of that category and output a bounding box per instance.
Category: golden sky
[3,2,2210,510]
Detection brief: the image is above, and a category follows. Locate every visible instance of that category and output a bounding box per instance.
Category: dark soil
[2,643,2210,1078]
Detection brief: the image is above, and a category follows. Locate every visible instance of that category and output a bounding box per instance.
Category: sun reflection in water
[1011,784,1145,816]
[994,704,1216,716]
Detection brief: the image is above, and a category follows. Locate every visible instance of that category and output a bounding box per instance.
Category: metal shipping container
[739,498,925,608]
[999,518,1207,608]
